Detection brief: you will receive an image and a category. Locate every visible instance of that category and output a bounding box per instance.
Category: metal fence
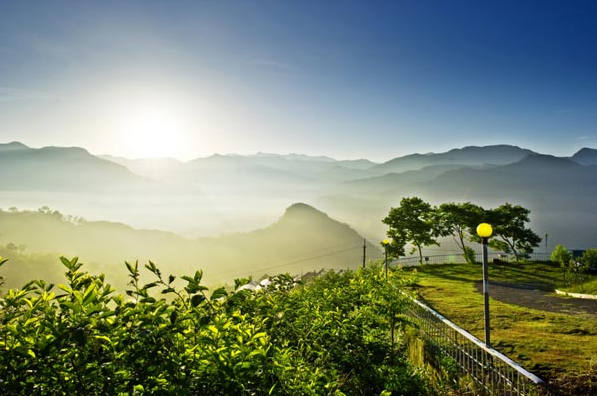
[393,252,551,266]
[404,295,547,395]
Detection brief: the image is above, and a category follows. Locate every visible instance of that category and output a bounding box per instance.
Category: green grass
[563,277,597,294]
[402,261,597,390]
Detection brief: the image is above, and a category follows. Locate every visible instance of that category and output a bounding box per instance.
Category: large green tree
[436,202,484,264]
[382,197,439,265]
[483,203,541,261]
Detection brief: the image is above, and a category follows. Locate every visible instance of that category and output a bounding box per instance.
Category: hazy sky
[1,1,596,160]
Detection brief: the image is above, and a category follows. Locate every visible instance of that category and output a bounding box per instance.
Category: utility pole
[362,238,366,268]
[545,233,548,254]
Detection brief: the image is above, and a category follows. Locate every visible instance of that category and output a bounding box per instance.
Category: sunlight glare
[122,98,188,159]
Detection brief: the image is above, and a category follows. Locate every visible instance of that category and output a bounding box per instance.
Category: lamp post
[382,239,390,281]
[477,223,493,348]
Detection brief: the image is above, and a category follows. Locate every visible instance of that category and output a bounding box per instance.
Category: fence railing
[404,295,547,395]
[393,252,551,266]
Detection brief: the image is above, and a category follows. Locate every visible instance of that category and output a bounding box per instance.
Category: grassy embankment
[402,261,597,393]
[563,277,597,294]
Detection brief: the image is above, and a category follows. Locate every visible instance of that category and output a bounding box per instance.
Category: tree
[383,227,408,260]
[582,249,597,271]
[383,197,439,265]
[436,202,484,264]
[483,203,541,262]
[551,244,573,282]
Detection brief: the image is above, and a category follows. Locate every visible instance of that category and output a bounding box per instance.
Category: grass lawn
[563,276,597,295]
[402,261,597,393]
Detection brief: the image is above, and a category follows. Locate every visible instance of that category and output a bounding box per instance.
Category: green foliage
[551,244,572,267]
[0,257,429,395]
[550,245,592,287]
[383,199,542,266]
[551,244,573,283]
[582,249,597,269]
[383,197,439,264]
[482,203,541,261]
[436,202,484,264]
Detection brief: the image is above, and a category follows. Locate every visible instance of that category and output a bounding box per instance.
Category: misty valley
[1,142,597,395]
[1,142,595,273]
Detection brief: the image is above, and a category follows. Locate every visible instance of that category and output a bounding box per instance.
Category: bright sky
[1,1,596,160]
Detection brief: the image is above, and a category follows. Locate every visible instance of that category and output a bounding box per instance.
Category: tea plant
[0,256,429,395]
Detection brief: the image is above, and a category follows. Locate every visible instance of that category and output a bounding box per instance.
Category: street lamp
[476,223,493,348]
[382,239,390,281]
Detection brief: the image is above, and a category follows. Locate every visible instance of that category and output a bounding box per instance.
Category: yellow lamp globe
[476,223,493,238]
[382,239,390,245]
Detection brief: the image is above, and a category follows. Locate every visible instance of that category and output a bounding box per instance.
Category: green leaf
[82,283,96,304]
[60,256,71,268]
[194,270,203,283]
[170,310,178,324]
[94,335,112,345]
[191,294,205,307]
[210,287,228,301]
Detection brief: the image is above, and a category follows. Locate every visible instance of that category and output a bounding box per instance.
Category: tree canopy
[383,198,541,264]
[382,197,440,264]
[436,202,484,264]
[482,203,541,261]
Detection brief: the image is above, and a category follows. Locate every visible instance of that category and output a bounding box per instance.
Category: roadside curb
[555,289,597,300]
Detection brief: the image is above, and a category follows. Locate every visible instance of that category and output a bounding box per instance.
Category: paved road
[474,280,597,316]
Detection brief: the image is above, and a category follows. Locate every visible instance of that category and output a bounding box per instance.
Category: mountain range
[0,142,147,191]
[1,141,596,250]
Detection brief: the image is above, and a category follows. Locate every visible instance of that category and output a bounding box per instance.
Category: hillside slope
[0,204,380,289]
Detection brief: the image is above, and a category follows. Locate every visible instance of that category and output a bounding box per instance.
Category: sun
[122,99,187,159]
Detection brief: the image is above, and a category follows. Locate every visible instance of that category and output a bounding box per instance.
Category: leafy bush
[582,249,597,272]
[0,257,429,395]
[551,244,573,283]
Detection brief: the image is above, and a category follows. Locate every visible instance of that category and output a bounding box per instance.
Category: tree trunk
[418,245,423,265]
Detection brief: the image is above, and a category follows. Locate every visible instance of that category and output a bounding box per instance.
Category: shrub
[0,257,429,395]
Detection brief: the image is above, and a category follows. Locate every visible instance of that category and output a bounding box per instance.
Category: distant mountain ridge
[0,141,29,152]
[0,142,146,191]
[2,141,596,249]
[373,144,536,174]
[572,147,597,165]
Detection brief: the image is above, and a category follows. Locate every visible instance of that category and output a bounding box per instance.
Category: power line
[211,243,362,279]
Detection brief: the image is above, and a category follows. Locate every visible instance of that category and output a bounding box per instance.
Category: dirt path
[474,280,597,316]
